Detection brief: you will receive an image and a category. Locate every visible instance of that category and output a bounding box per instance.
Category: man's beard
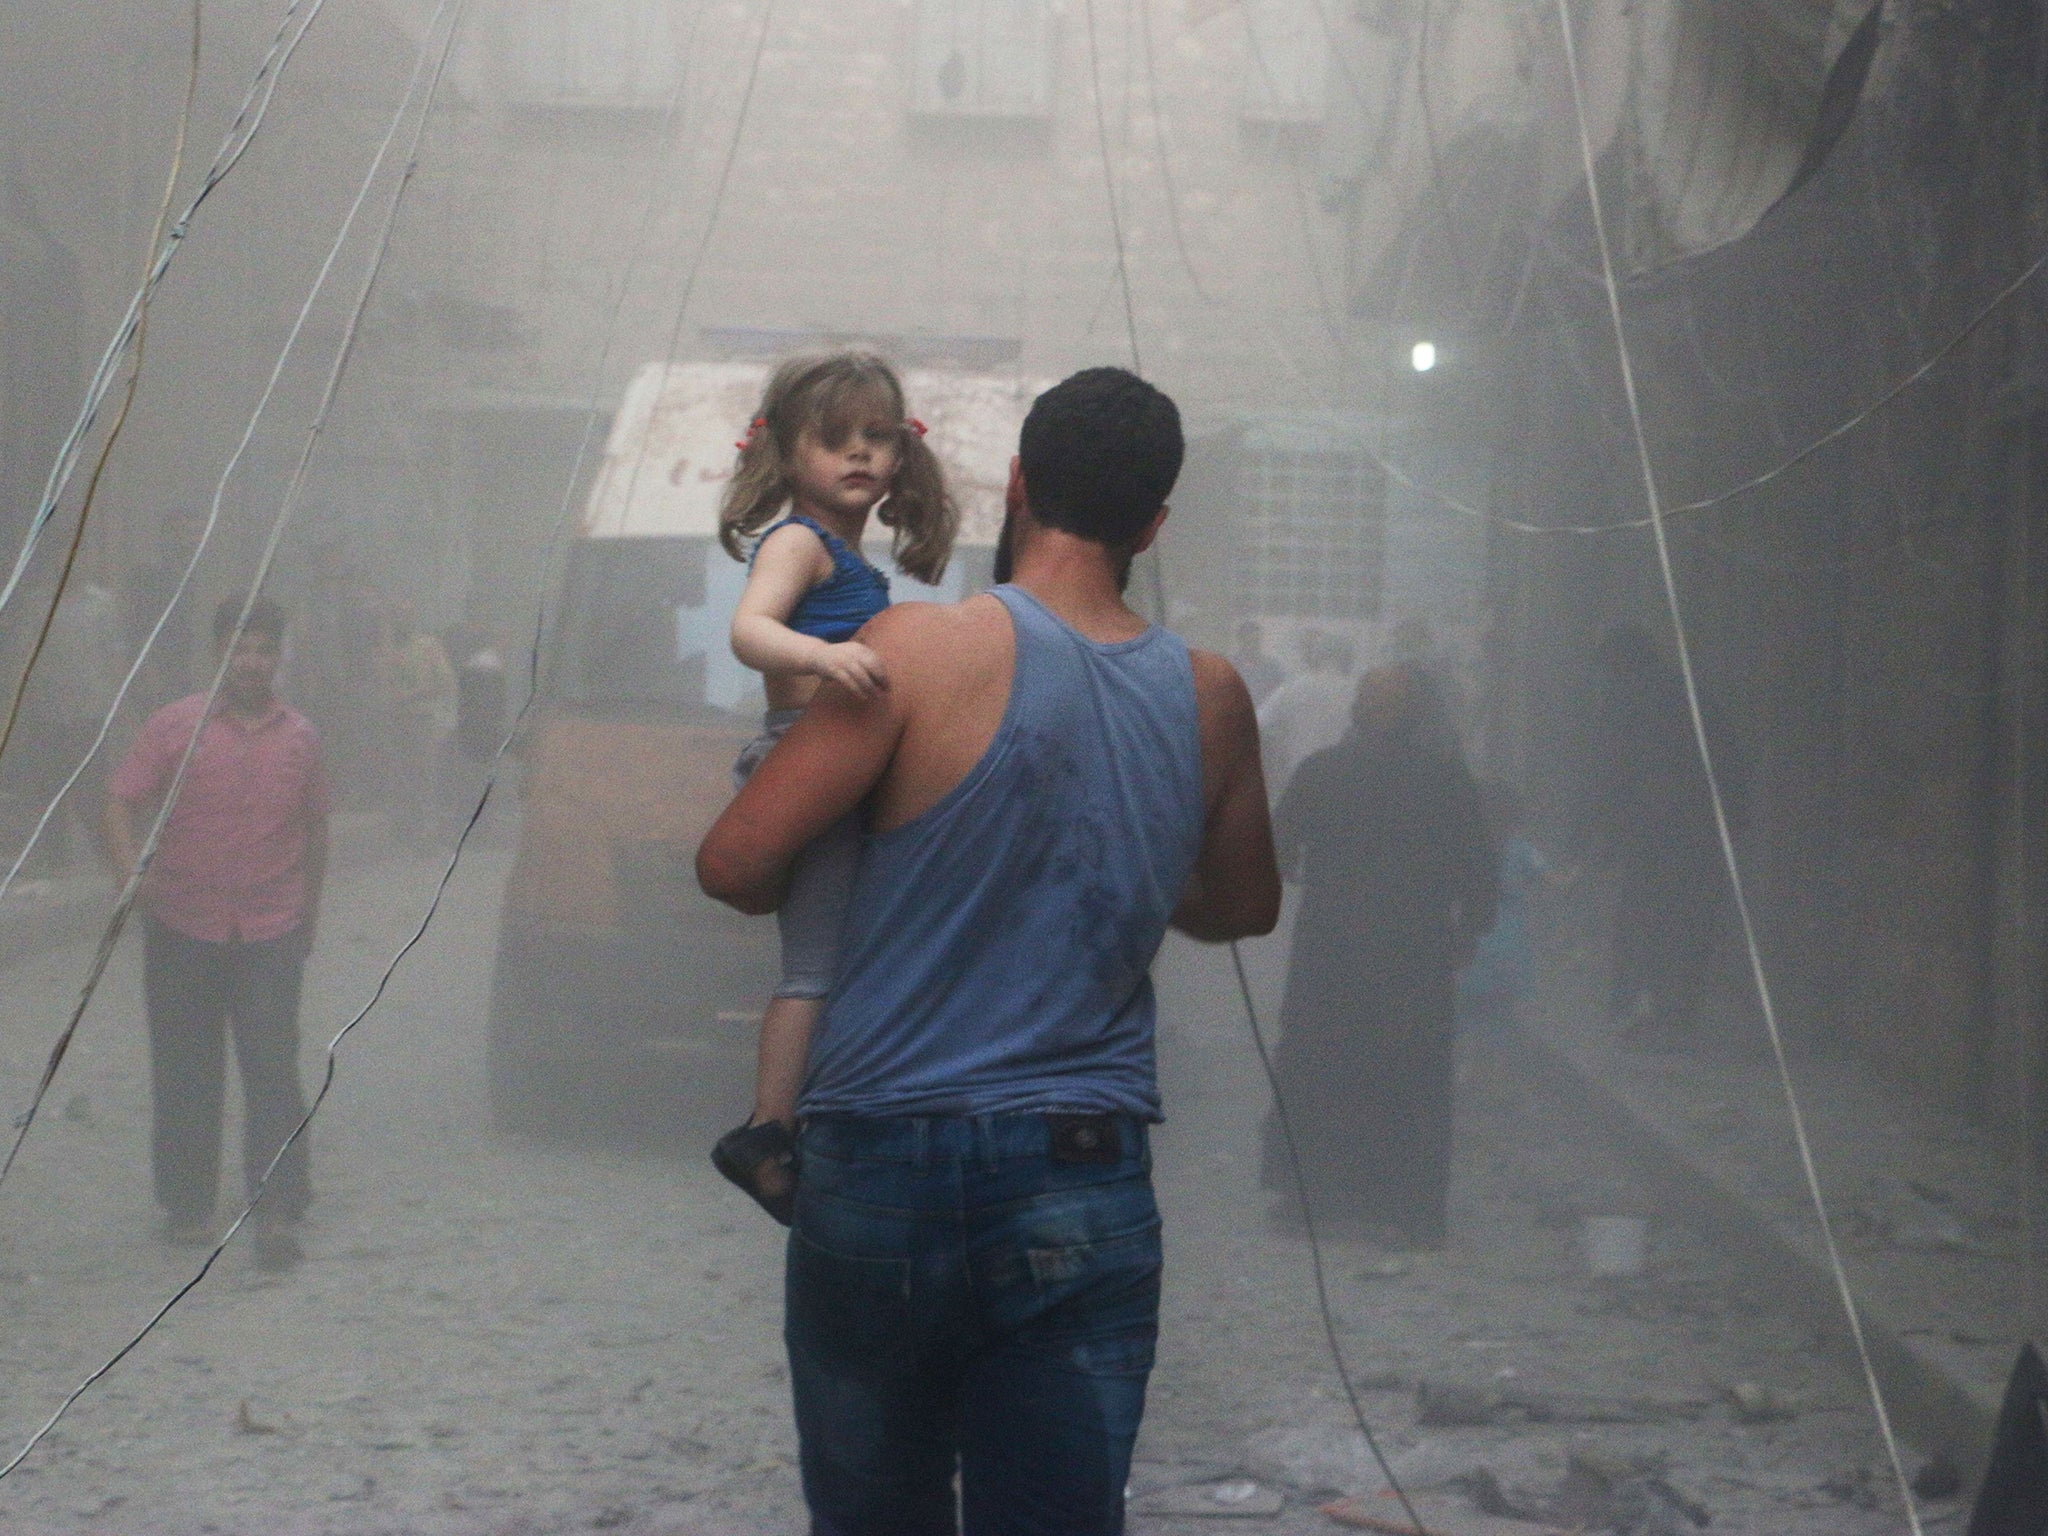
[994,508,1015,584]
[994,507,1135,592]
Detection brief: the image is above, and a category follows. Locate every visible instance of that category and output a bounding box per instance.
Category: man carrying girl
[700,366,1279,1534]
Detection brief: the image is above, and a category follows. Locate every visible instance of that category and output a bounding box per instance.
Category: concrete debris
[1720,1380,1797,1423]
[1244,1423,1385,1496]
[234,1400,280,1436]
[1844,1176,1975,1254]
[1416,1380,1713,1428]
[1409,1447,1715,1535]
[1550,1448,1710,1534]
[1129,1477,1287,1517]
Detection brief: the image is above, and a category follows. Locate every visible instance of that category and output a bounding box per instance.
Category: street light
[1410,340,1438,373]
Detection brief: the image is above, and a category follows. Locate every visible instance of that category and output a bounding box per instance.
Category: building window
[501,0,681,112]
[1242,444,1386,618]
[910,0,1056,119]
[1241,0,1329,126]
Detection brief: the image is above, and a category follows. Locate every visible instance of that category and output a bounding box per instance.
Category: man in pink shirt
[105,597,329,1272]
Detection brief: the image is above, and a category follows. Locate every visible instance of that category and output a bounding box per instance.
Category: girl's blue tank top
[799,584,1206,1120]
[753,514,891,643]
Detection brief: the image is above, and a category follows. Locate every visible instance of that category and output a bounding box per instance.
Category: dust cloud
[0,1,2040,1533]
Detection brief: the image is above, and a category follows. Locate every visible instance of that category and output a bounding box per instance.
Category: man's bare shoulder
[858,593,1009,660]
[1187,647,1257,725]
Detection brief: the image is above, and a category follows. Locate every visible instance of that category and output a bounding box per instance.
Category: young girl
[708,354,957,1222]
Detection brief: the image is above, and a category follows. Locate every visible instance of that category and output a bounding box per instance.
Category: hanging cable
[0,1,204,783]
[1083,6,1423,1530]
[600,0,778,553]
[0,0,336,625]
[1083,0,1143,374]
[0,0,472,1478]
[0,0,468,1191]
[1551,3,1925,1530]
[1135,0,1216,305]
[0,0,766,1475]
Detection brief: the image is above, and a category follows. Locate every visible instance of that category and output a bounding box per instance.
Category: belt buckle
[1046,1113,1120,1165]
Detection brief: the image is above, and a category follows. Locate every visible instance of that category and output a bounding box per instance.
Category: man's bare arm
[697,608,914,914]
[1173,651,1281,942]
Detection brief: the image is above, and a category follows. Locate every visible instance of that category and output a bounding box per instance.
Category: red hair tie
[907,418,928,437]
[735,416,766,452]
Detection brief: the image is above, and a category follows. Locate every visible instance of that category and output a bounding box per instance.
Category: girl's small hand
[812,640,890,699]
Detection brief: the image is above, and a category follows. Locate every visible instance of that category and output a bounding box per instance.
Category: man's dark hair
[1018,368,1184,549]
[214,595,287,647]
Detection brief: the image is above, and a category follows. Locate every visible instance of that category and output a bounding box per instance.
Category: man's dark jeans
[787,1114,1161,1536]
[143,919,312,1225]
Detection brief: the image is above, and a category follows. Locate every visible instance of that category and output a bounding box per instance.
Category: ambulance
[487,360,1038,1134]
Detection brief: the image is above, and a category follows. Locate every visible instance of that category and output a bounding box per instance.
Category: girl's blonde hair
[718,353,959,586]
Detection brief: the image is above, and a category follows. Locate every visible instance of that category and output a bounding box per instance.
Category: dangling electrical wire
[0,0,336,626]
[600,0,778,555]
[0,1,203,787]
[1081,6,1424,1531]
[0,0,472,1479]
[1253,0,2048,545]
[0,0,749,1394]
[4,0,768,1469]
[1135,0,1215,305]
[1082,0,1143,375]
[1551,3,1925,1529]
[0,7,474,1176]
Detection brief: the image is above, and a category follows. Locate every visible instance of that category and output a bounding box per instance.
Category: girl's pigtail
[719,394,794,562]
[882,424,959,586]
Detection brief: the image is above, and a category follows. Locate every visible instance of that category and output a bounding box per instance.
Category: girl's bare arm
[730,523,889,698]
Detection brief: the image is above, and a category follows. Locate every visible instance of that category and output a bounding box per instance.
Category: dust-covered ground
[0,844,1941,1534]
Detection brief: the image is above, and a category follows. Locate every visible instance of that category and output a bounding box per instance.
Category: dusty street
[0,841,1940,1534]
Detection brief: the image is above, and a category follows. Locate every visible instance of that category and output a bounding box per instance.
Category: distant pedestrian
[104,597,328,1271]
[453,629,508,763]
[1578,623,1745,1036]
[1456,781,1554,1034]
[1256,627,1356,800]
[381,607,455,847]
[1233,618,1285,706]
[1262,665,1496,1250]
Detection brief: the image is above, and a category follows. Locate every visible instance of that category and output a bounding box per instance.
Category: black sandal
[711,1119,800,1226]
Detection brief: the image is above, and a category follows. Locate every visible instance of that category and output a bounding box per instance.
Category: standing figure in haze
[1256,626,1357,800]
[1456,781,1555,1034]
[1232,617,1285,706]
[708,353,958,1223]
[103,598,328,1273]
[1580,622,1746,1037]
[381,606,456,849]
[18,568,124,874]
[1262,666,1495,1250]
[699,368,1277,1533]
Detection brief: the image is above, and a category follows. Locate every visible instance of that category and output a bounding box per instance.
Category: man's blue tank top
[800,584,1205,1120]
[754,514,890,642]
